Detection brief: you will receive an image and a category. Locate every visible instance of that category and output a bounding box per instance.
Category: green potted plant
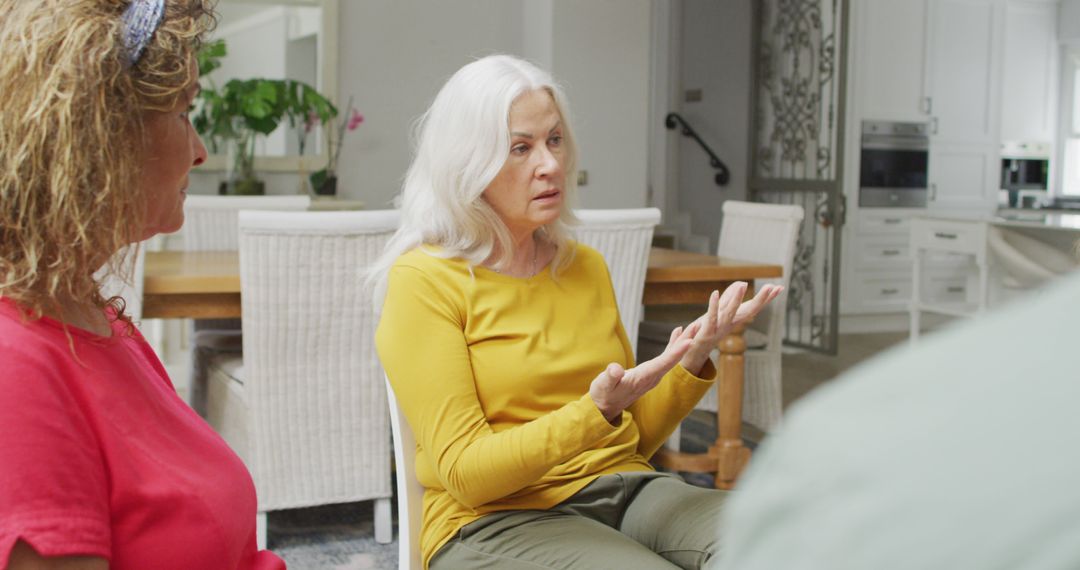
[307,96,363,197]
[192,40,337,195]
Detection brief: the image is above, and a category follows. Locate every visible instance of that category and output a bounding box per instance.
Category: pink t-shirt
[0,299,285,569]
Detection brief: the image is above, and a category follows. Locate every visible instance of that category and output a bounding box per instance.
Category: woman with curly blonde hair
[0,1,284,568]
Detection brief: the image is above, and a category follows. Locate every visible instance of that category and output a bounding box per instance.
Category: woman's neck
[487,231,546,278]
[49,296,112,338]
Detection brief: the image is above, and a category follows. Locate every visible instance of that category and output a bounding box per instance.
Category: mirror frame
[196,0,339,172]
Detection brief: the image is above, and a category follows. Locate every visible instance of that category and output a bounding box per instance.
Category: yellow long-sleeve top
[375,242,717,568]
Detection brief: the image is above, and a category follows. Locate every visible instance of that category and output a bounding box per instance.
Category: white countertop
[914,210,1080,232]
[993,210,1080,232]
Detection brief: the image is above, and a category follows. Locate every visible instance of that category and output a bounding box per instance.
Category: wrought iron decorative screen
[749,0,849,354]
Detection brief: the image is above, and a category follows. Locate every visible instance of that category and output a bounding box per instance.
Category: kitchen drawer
[909,218,987,255]
[922,274,970,305]
[852,273,912,311]
[921,250,976,270]
[858,212,911,235]
[856,238,911,268]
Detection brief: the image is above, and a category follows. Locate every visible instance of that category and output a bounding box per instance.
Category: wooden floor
[779,332,908,410]
[639,328,909,448]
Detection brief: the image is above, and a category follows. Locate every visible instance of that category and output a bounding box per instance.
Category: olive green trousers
[429,471,727,570]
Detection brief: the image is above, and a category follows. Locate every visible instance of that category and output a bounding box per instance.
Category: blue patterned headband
[121,0,166,67]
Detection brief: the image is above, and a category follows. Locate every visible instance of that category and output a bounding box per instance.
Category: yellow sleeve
[623,321,717,459]
[375,264,620,509]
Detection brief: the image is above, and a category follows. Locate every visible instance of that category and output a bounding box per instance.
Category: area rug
[269,500,397,569]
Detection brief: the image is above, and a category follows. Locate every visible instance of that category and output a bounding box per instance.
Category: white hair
[368,54,579,294]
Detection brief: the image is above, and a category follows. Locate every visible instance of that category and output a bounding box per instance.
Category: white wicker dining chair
[180,195,312,251]
[692,200,804,431]
[574,208,662,358]
[178,195,311,413]
[204,209,399,548]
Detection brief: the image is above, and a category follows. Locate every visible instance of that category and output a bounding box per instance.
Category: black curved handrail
[665,112,730,186]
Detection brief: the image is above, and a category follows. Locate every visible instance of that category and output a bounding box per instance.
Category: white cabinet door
[924,0,1002,144]
[928,143,998,210]
[1001,0,1059,143]
[857,0,929,122]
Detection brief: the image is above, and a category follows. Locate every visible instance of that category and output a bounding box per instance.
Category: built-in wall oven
[859,120,929,208]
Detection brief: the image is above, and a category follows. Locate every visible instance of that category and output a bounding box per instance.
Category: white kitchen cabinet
[856,0,929,122]
[909,216,990,340]
[924,0,1002,145]
[841,0,1019,317]
[928,142,999,211]
[1001,0,1059,143]
[923,0,1003,213]
[852,271,914,312]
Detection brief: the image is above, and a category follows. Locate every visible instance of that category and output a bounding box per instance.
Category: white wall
[332,1,653,211]
[191,2,656,210]
[1062,0,1080,42]
[213,8,289,155]
[677,0,753,251]
[551,0,652,209]
[335,1,523,208]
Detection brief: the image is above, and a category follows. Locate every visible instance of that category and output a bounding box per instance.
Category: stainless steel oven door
[859,134,929,208]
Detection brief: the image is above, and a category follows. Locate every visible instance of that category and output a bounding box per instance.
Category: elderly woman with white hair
[374,54,781,570]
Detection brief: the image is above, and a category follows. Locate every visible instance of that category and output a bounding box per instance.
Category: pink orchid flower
[347,110,364,131]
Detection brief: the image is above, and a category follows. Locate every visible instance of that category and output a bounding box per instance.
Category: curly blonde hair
[0,0,216,327]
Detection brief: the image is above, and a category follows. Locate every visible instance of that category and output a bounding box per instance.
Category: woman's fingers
[681,319,702,341]
[718,282,745,325]
[639,335,693,380]
[704,289,720,333]
[594,362,624,391]
[665,325,684,349]
[734,284,784,324]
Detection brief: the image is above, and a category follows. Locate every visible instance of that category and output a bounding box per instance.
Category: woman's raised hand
[589,282,782,424]
[589,322,700,424]
[679,282,783,375]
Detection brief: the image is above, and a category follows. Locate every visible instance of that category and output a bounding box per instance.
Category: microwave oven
[1000,141,1049,192]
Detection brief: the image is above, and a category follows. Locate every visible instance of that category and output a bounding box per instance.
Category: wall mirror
[197,0,339,171]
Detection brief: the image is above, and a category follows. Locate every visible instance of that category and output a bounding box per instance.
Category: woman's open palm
[680,282,783,373]
[588,322,700,423]
[588,282,782,423]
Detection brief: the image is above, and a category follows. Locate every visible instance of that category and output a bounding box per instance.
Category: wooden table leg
[652,326,752,489]
[712,324,750,489]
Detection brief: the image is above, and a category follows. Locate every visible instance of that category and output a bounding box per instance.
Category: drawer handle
[881,288,899,295]
[933,232,958,239]
[946,286,964,293]
[884,218,902,225]
[882,249,901,256]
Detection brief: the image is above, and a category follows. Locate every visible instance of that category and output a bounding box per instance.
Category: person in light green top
[372,54,782,569]
[714,270,1080,570]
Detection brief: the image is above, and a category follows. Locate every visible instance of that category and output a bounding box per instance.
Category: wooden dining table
[143,247,781,489]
